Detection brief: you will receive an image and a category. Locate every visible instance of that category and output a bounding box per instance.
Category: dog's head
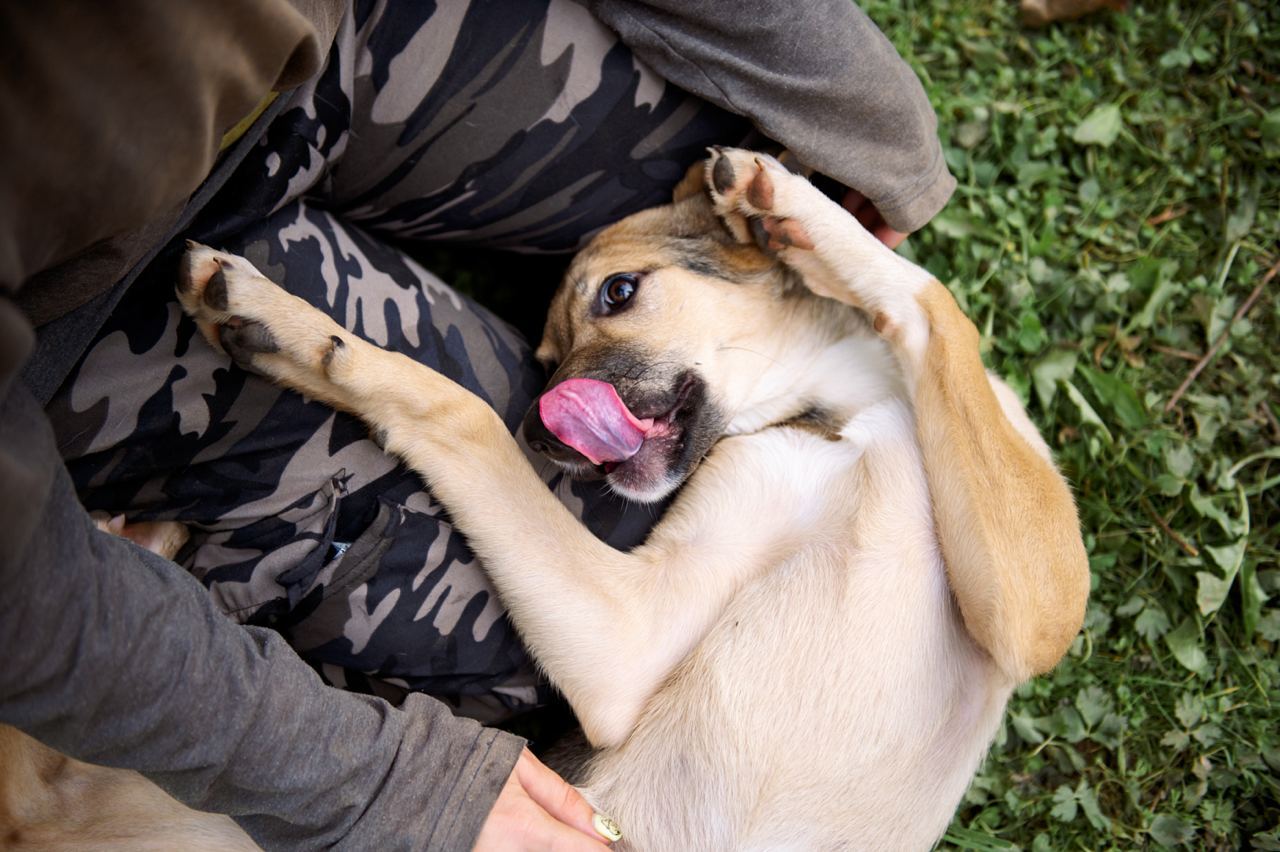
[522,153,847,503]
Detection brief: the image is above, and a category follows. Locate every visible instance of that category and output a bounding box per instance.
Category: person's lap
[47,0,751,721]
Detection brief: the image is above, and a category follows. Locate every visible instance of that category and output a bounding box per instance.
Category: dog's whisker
[715,344,778,365]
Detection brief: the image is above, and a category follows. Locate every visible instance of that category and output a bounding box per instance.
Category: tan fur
[0,725,257,851]
[912,282,1089,678]
[703,153,1089,681]
[5,150,1089,850]
[91,516,190,561]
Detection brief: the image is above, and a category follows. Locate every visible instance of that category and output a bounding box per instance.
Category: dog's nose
[521,399,584,462]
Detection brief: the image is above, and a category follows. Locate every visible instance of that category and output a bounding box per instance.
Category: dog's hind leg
[706,149,1090,683]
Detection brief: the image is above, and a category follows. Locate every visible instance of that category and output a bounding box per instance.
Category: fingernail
[592,813,623,842]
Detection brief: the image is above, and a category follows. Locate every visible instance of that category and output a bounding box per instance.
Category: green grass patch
[861,0,1279,847]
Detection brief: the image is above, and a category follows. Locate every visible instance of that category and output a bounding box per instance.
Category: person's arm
[0,3,605,847]
[0,342,525,848]
[587,0,955,234]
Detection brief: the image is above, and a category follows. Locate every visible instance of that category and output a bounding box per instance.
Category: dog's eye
[598,273,639,314]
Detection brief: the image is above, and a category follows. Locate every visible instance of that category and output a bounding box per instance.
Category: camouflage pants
[47,0,751,723]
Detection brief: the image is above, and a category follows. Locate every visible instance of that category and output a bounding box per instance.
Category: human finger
[873,224,909,249]
[529,807,617,852]
[473,788,604,852]
[840,188,875,225]
[841,188,899,235]
[473,769,606,852]
[515,749,619,843]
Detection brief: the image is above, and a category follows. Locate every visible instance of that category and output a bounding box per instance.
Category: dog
[173,147,1090,849]
[1,148,1088,850]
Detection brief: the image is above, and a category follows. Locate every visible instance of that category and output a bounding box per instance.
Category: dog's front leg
[707,151,1090,683]
[177,245,786,747]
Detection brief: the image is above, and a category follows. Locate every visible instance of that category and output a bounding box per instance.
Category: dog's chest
[729,426,868,515]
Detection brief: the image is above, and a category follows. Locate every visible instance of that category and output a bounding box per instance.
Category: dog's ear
[671,159,709,204]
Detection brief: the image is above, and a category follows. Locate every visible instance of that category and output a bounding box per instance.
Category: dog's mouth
[532,372,707,502]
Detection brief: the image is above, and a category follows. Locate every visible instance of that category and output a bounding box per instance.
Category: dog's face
[523,162,812,503]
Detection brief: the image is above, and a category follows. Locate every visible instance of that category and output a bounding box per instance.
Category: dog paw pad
[761,217,814,252]
[711,152,737,195]
[746,160,775,211]
[219,317,279,354]
[217,317,279,372]
[203,268,229,311]
[872,312,897,338]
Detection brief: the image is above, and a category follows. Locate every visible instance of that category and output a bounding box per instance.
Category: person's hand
[474,748,621,851]
[841,189,909,249]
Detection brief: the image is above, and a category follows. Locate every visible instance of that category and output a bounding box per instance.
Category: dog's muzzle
[521,401,588,465]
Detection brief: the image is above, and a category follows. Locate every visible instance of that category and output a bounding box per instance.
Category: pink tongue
[539,378,654,465]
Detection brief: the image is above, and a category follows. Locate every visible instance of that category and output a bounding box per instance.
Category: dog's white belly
[583,405,1013,851]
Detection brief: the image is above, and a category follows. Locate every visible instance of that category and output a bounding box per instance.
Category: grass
[449,1,1279,847]
[857,0,1280,848]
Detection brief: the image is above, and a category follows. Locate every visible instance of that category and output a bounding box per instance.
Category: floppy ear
[671,159,709,203]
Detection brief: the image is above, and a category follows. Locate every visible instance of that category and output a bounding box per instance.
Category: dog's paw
[705,148,815,253]
[177,242,352,385]
[177,243,285,373]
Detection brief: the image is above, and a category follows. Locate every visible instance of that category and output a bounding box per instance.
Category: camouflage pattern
[47,0,751,722]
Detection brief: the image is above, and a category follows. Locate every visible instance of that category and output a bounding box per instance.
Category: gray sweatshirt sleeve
[0,1,523,844]
[0,311,523,849]
[588,0,955,233]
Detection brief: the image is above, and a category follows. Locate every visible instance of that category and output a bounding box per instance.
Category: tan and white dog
[1,149,1088,850]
